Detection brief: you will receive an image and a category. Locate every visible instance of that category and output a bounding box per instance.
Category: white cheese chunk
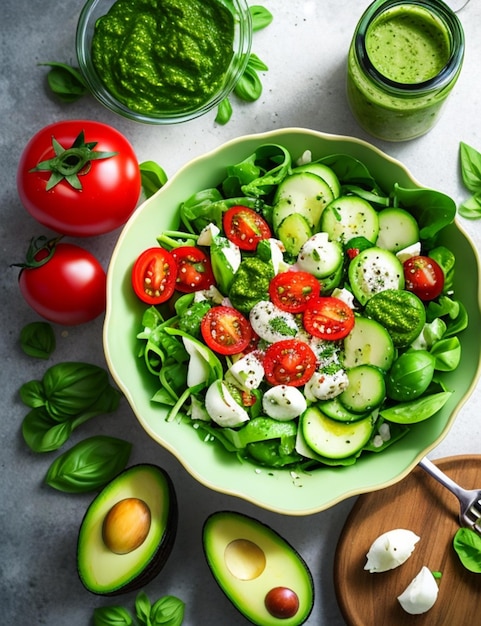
[397,566,439,615]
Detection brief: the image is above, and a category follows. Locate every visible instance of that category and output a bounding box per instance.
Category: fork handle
[418,456,470,502]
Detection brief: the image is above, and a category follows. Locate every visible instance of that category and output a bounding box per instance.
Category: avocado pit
[265,586,300,619]
[102,497,151,554]
[225,538,266,580]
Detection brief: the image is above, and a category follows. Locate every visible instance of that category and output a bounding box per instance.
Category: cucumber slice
[338,365,386,413]
[318,396,370,423]
[292,162,341,198]
[272,172,334,231]
[348,246,405,305]
[301,406,374,459]
[320,196,379,243]
[276,213,312,256]
[343,315,395,371]
[376,207,420,252]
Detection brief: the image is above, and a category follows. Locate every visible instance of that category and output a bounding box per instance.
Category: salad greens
[134,143,468,471]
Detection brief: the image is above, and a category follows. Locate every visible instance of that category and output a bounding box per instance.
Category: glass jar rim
[353,0,465,95]
[75,0,253,124]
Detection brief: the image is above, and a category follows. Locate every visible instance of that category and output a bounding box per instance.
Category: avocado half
[203,511,314,625]
[77,464,177,595]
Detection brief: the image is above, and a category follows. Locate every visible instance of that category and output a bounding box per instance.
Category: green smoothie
[347,1,464,141]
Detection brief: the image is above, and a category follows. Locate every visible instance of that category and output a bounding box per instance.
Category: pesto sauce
[91,0,235,114]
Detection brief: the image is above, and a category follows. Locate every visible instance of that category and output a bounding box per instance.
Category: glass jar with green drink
[347,0,465,141]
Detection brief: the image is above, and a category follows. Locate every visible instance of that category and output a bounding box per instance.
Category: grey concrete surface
[1,1,480,624]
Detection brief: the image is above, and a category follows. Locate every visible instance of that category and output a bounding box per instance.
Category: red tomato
[269,271,321,313]
[17,120,141,237]
[17,237,106,325]
[263,339,317,387]
[303,297,355,340]
[201,306,252,355]
[171,246,215,293]
[132,247,178,305]
[223,206,271,251]
[403,255,444,301]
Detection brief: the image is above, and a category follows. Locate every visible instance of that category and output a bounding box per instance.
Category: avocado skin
[77,464,178,596]
[202,510,314,626]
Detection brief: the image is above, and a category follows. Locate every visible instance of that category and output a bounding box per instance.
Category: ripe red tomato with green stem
[16,236,106,325]
[17,120,141,237]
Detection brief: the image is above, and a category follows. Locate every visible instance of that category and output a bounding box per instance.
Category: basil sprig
[94,591,185,626]
[45,436,132,493]
[20,322,56,359]
[20,362,122,452]
[458,141,481,219]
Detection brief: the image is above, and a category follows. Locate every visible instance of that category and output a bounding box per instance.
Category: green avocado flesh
[77,464,177,595]
[203,511,314,625]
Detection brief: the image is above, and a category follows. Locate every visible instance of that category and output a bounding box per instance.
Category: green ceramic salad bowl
[103,128,481,515]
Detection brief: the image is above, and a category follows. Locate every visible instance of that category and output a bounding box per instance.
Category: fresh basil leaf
[246,53,269,72]
[45,436,132,493]
[140,160,168,199]
[22,407,73,453]
[39,362,120,420]
[150,595,185,626]
[93,605,133,626]
[459,142,481,193]
[234,57,265,102]
[39,62,88,103]
[19,379,46,409]
[430,336,461,371]
[20,322,56,359]
[249,5,273,31]
[458,191,481,219]
[215,97,233,125]
[453,527,481,573]
[379,391,452,424]
[135,591,152,625]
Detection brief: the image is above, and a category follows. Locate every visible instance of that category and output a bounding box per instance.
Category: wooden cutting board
[334,455,481,625]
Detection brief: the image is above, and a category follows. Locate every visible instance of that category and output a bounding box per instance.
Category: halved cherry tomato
[269,271,321,313]
[303,297,355,340]
[201,306,252,355]
[171,246,215,293]
[403,255,444,301]
[132,247,177,305]
[223,205,271,251]
[263,339,317,387]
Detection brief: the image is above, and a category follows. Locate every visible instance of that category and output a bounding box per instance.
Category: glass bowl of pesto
[76,0,252,124]
[104,128,481,515]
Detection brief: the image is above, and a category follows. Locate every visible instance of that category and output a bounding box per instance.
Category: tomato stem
[11,235,63,269]
[29,130,118,191]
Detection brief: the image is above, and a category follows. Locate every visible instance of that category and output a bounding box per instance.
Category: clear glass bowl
[76,0,252,124]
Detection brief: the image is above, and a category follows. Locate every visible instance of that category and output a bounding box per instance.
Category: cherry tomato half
[171,246,215,293]
[18,238,106,325]
[269,271,321,313]
[17,120,141,237]
[132,247,178,305]
[303,297,355,340]
[223,206,271,251]
[263,339,317,387]
[403,255,444,301]
[201,306,252,355]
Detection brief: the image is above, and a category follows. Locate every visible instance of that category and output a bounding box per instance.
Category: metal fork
[418,456,481,534]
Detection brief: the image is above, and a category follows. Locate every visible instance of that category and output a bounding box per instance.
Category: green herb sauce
[91,0,235,114]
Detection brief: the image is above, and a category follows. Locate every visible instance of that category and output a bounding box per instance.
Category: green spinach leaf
[453,527,481,573]
[20,322,56,359]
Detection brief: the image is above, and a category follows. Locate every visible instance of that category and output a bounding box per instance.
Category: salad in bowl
[104,129,481,514]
